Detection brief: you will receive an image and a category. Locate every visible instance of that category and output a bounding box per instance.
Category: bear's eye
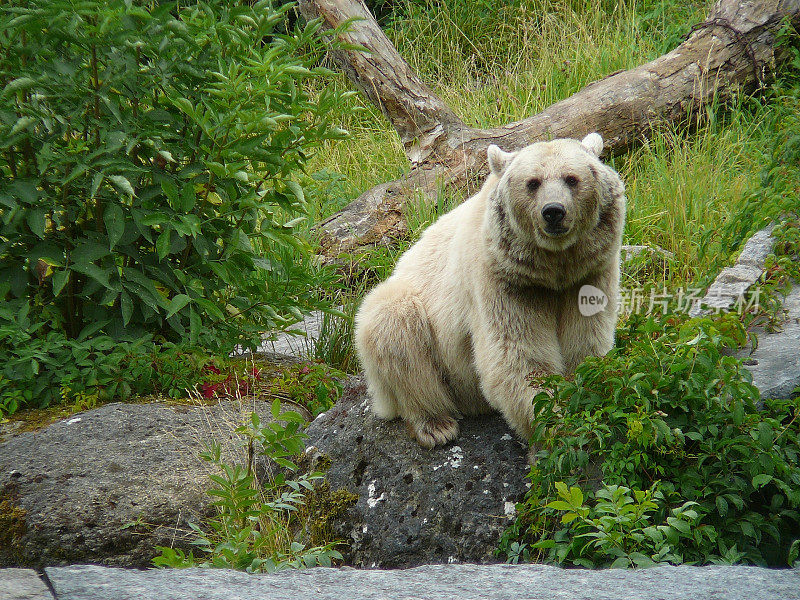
[564,175,579,187]
[526,178,541,192]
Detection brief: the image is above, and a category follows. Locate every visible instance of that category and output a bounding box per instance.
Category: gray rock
[0,401,273,569]
[304,376,530,568]
[258,310,326,357]
[738,284,800,399]
[678,222,799,399]
[45,563,800,600]
[620,244,674,282]
[690,224,776,316]
[0,569,53,600]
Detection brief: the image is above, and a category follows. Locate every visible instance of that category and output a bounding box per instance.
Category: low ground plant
[153,400,345,572]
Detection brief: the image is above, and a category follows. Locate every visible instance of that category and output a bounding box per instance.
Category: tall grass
[387,0,704,127]
[617,96,772,286]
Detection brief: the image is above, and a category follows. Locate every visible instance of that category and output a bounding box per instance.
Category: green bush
[500,313,800,567]
[0,0,348,414]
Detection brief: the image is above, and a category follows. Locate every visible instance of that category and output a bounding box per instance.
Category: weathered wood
[298,0,465,165]
[302,0,800,257]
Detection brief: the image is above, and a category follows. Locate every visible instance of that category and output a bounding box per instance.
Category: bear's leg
[474,348,563,441]
[560,268,619,373]
[471,294,565,441]
[355,278,460,448]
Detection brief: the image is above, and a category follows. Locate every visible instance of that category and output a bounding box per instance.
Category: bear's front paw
[409,415,460,448]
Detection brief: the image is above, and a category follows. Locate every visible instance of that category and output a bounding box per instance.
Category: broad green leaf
[569,486,584,507]
[561,512,578,524]
[609,557,630,569]
[752,474,772,489]
[554,481,569,498]
[189,307,200,344]
[732,401,744,426]
[91,172,104,198]
[285,180,305,204]
[120,290,133,326]
[740,521,756,539]
[162,180,179,208]
[757,422,773,449]
[546,501,573,511]
[26,209,46,238]
[2,77,35,96]
[10,116,36,135]
[52,269,70,296]
[156,230,171,260]
[207,161,227,178]
[71,262,112,289]
[109,175,135,197]
[165,294,190,318]
[715,496,728,517]
[271,398,281,420]
[179,184,196,212]
[104,204,125,249]
[667,516,691,535]
[72,241,110,264]
[172,97,194,116]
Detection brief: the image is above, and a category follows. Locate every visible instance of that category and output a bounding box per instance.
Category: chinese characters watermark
[578,286,762,316]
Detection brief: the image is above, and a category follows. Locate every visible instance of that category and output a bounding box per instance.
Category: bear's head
[486,133,624,253]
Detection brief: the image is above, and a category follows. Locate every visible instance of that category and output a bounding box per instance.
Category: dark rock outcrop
[304,376,530,568]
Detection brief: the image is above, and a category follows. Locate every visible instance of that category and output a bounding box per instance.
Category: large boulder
[0,401,271,569]
[304,376,530,568]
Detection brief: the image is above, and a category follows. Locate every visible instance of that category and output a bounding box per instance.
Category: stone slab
[45,563,800,600]
[690,224,776,316]
[738,284,800,399]
[0,569,53,600]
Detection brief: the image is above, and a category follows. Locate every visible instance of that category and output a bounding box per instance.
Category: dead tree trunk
[300,0,800,256]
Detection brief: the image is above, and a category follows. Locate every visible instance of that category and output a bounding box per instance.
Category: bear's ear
[487,145,517,176]
[581,133,604,157]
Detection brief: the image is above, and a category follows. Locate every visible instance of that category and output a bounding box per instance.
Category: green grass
[616,98,773,286]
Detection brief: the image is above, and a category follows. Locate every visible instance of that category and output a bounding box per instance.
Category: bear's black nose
[542,203,566,226]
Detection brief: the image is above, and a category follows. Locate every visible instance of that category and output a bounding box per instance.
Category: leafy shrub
[0,0,348,414]
[500,313,800,567]
[153,401,343,572]
[507,482,702,569]
[260,361,344,417]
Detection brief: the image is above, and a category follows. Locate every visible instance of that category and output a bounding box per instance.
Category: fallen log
[300,0,800,257]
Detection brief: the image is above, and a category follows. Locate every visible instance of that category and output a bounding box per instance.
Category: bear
[354,133,626,447]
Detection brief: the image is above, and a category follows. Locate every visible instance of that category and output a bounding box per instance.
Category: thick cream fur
[355,134,626,447]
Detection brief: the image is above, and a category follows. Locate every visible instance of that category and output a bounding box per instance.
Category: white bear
[354,133,626,447]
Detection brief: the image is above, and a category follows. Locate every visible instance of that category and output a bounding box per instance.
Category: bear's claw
[412,415,460,448]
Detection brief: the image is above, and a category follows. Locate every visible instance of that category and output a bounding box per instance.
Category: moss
[300,480,359,548]
[2,404,78,435]
[0,485,28,565]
